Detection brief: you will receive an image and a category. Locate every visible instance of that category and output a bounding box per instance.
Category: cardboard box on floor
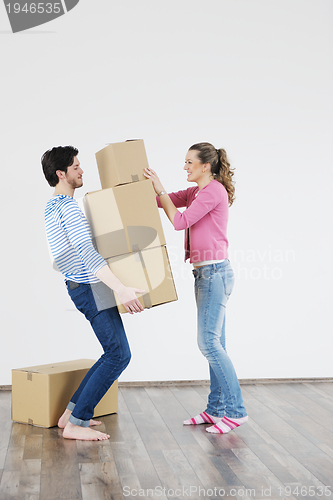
[107,246,177,313]
[95,139,148,189]
[83,180,165,260]
[12,359,118,428]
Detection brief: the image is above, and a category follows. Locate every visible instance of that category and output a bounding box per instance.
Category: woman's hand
[144,167,165,195]
[144,167,178,226]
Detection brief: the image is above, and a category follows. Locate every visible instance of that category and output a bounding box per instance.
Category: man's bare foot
[58,409,102,429]
[63,422,110,441]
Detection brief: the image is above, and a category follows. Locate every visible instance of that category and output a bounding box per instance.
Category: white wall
[1,0,332,385]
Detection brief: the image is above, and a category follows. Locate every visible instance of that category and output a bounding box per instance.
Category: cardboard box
[107,245,178,313]
[83,180,166,260]
[12,359,118,428]
[95,139,148,188]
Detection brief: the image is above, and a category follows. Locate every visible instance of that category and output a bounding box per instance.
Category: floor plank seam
[143,385,212,491]
[2,377,333,392]
[246,383,333,487]
[125,386,209,494]
[268,383,333,438]
[2,383,333,499]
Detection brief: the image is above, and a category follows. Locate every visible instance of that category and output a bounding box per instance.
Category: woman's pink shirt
[157,180,229,263]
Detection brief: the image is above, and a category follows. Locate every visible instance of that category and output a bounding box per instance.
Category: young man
[42,146,144,441]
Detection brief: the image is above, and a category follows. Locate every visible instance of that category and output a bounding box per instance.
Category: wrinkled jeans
[66,281,131,427]
[193,261,247,418]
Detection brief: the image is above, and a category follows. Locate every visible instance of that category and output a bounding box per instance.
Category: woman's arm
[144,167,179,226]
[173,185,220,230]
[156,189,189,209]
[144,168,221,231]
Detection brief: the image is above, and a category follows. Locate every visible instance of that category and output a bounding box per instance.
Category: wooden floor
[1,382,333,500]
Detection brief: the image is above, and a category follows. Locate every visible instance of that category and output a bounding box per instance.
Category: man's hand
[116,285,146,314]
[96,265,145,314]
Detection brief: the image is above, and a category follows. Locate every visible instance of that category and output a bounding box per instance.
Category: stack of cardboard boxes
[83,139,177,313]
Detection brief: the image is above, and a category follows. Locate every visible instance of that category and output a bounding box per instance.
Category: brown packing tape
[132,245,153,309]
[28,418,33,425]
[93,231,128,259]
[95,226,158,260]
[27,372,33,381]
[132,244,144,265]
[131,174,139,182]
[142,293,152,309]
[127,226,158,252]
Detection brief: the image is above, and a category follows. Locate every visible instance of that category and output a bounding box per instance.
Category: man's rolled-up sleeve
[59,203,107,275]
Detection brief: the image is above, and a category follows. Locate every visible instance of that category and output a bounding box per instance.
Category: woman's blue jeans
[66,281,131,427]
[193,260,247,419]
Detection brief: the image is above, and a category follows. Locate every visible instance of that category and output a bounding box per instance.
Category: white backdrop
[1,0,332,385]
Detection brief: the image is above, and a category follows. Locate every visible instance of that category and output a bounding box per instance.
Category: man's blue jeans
[66,281,131,427]
[193,261,247,419]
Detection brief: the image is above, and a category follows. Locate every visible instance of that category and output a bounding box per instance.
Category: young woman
[144,142,248,434]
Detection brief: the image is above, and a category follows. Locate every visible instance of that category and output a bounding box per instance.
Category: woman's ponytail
[214,148,235,206]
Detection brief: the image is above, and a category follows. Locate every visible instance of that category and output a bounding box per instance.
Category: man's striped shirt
[45,194,106,283]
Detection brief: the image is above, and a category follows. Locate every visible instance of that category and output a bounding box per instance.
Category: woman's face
[184,150,205,183]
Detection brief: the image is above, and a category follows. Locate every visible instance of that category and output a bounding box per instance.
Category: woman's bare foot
[58,409,102,429]
[63,422,110,441]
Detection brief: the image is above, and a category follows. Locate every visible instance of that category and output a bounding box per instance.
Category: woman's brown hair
[188,142,235,206]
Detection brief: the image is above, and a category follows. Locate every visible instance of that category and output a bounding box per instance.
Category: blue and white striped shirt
[45,194,106,283]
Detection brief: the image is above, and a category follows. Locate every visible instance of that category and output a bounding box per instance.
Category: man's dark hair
[41,146,79,187]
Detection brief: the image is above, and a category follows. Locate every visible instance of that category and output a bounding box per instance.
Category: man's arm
[58,199,145,314]
[96,265,145,314]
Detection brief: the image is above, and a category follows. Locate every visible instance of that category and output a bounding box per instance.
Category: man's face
[64,157,83,189]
